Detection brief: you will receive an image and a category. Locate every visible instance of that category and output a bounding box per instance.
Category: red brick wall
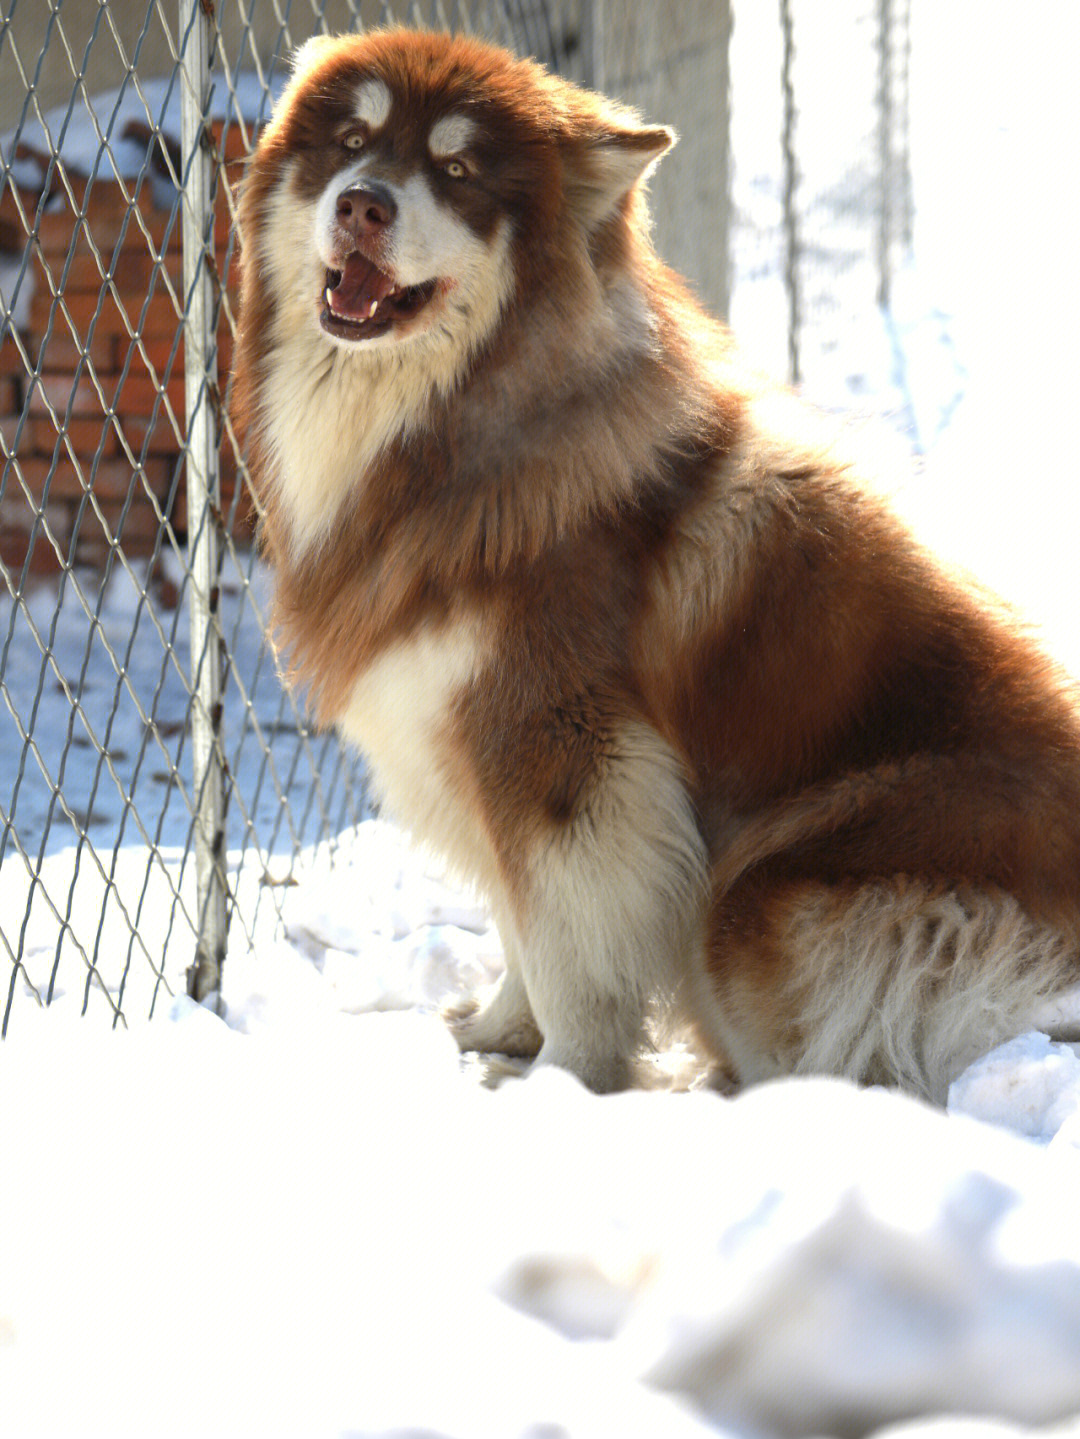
[0,121,252,578]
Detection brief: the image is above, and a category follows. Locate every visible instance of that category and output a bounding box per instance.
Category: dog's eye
[342,131,366,151]
[443,159,468,179]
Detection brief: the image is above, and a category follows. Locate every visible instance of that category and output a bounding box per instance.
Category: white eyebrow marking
[354,78,392,130]
[428,112,476,159]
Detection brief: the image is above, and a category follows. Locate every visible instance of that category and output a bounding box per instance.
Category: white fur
[383,172,487,289]
[337,620,501,896]
[289,34,336,77]
[695,881,1076,1103]
[354,78,392,131]
[255,330,427,556]
[428,113,475,159]
[515,723,707,1092]
[255,165,515,558]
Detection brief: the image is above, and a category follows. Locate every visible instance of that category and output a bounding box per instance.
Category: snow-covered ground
[4,981,1080,1439]
[4,1,1080,1435]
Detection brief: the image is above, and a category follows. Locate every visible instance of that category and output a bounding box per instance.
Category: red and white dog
[234,29,1080,1096]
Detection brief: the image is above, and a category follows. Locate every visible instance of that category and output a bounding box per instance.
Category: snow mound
[948,1030,1080,1149]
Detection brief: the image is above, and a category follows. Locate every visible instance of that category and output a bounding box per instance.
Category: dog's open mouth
[320,252,439,340]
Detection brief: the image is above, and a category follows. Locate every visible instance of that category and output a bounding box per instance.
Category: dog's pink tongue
[328,254,395,318]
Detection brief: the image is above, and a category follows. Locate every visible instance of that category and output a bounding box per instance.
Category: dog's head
[242,29,675,358]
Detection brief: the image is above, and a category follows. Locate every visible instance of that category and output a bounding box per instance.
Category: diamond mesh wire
[0,0,907,1033]
[0,0,381,1031]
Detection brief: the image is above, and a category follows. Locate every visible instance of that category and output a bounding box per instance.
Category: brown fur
[234,29,1080,1097]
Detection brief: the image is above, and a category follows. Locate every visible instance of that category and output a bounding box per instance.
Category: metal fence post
[779,0,801,386]
[178,0,227,1002]
[876,0,893,311]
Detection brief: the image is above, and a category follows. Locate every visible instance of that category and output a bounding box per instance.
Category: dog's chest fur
[335,619,498,887]
[260,333,435,559]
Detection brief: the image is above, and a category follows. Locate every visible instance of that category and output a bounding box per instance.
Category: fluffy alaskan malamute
[234,29,1080,1097]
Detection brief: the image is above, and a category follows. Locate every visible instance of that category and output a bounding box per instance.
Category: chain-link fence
[0,0,908,1033]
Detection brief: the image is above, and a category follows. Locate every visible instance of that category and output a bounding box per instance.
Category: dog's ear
[565,122,676,230]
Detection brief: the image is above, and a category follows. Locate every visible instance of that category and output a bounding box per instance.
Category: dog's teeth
[368,300,378,318]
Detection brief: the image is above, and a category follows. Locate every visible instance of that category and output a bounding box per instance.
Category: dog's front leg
[512,723,707,1092]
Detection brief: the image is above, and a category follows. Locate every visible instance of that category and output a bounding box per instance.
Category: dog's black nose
[336,185,396,237]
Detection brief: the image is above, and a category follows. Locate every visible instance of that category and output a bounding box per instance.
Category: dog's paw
[443,994,481,1027]
[443,987,543,1059]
